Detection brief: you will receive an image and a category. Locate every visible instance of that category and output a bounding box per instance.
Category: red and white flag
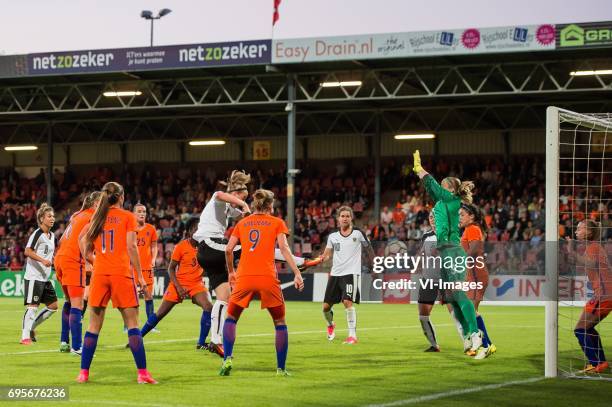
[273,0,282,25]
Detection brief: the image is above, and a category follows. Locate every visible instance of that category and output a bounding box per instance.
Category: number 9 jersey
[231,214,289,279]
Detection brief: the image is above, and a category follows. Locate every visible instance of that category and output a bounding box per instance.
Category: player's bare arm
[127,231,146,292]
[79,223,95,266]
[364,243,375,268]
[216,191,251,215]
[465,240,482,257]
[320,247,333,263]
[277,233,304,291]
[151,235,158,269]
[225,235,239,276]
[167,259,185,298]
[24,247,52,267]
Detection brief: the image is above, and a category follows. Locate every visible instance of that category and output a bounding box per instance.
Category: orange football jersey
[57,208,95,261]
[92,207,137,277]
[231,214,289,278]
[136,223,157,270]
[171,239,203,283]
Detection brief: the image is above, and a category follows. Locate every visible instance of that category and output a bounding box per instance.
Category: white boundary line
[363,377,545,407]
[69,400,193,407]
[1,324,544,356]
[0,324,450,356]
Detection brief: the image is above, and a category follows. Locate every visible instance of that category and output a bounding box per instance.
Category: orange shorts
[466,268,489,302]
[139,269,154,297]
[584,298,612,320]
[62,285,85,300]
[89,274,139,309]
[229,276,284,310]
[54,255,86,287]
[163,280,207,303]
[142,269,154,285]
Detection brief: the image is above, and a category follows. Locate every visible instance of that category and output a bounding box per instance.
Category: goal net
[546,107,611,380]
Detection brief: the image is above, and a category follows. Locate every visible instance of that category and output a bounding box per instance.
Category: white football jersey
[420,230,440,279]
[193,191,243,241]
[326,228,369,276]
[24,228,55,282]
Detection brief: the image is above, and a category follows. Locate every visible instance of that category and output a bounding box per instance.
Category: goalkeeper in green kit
[412,150,484,357]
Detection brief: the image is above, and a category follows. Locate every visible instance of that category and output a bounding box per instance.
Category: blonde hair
[337,206,354,219]
[85,182,124,245]
[36,203,54,225]
[442,177,474,204]
[83,191,102,210]
[252,189,274,212]
[133,203,146,212]
[220,170,251,193]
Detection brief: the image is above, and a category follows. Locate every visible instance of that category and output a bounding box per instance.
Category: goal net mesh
[556,110,611,379]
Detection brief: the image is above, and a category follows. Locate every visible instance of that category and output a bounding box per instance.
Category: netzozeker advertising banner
[25,39,271,76]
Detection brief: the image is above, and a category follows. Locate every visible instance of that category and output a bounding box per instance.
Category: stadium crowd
[0,156,609,272]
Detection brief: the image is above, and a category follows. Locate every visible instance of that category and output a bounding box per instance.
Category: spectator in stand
[392,204,406,227]
[9,255,23,271]
[380,206,392,225]
[2,157,610,272]
[0,248,9,269]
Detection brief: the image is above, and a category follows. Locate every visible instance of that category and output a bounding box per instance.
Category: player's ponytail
[252,189,274,213]
[458,181,475,204]
[82,191,102,210]
[220,170,251,193]
[36,203,54,225]
[443,177,474,204]
[86,182,124,246]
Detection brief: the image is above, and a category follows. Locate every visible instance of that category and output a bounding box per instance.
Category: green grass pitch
[0,298,610,406]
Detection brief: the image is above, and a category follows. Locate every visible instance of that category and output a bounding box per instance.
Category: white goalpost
[545,106,559,378]
[545,106,611,380]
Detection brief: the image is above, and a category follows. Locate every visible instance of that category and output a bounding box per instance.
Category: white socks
[274,249,304,266]
[419,315,438,348]
[211,300,227,344]
[32,307,56,330]
[450,310,464,340]
[346,307,357,338]
[21,307,37,340]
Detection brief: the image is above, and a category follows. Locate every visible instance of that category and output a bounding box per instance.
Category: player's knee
[273,318,286,326]
[196,297,213,312]
[342,300,353,308]
[322,303,332,312]
[227,302,244,320]
[268,305,286,321]
[47,302,58,310]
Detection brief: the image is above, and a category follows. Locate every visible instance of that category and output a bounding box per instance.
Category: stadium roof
[1,48,611,145]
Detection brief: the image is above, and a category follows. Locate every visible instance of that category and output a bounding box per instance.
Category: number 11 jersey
[93,207,137,277]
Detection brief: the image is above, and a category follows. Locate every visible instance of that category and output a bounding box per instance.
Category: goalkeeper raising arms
[412,150,484,358]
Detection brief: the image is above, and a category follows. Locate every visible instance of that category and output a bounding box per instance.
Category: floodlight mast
[140,9,172,47]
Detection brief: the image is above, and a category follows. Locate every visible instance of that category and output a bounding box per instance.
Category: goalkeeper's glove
[413,150,424,174]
